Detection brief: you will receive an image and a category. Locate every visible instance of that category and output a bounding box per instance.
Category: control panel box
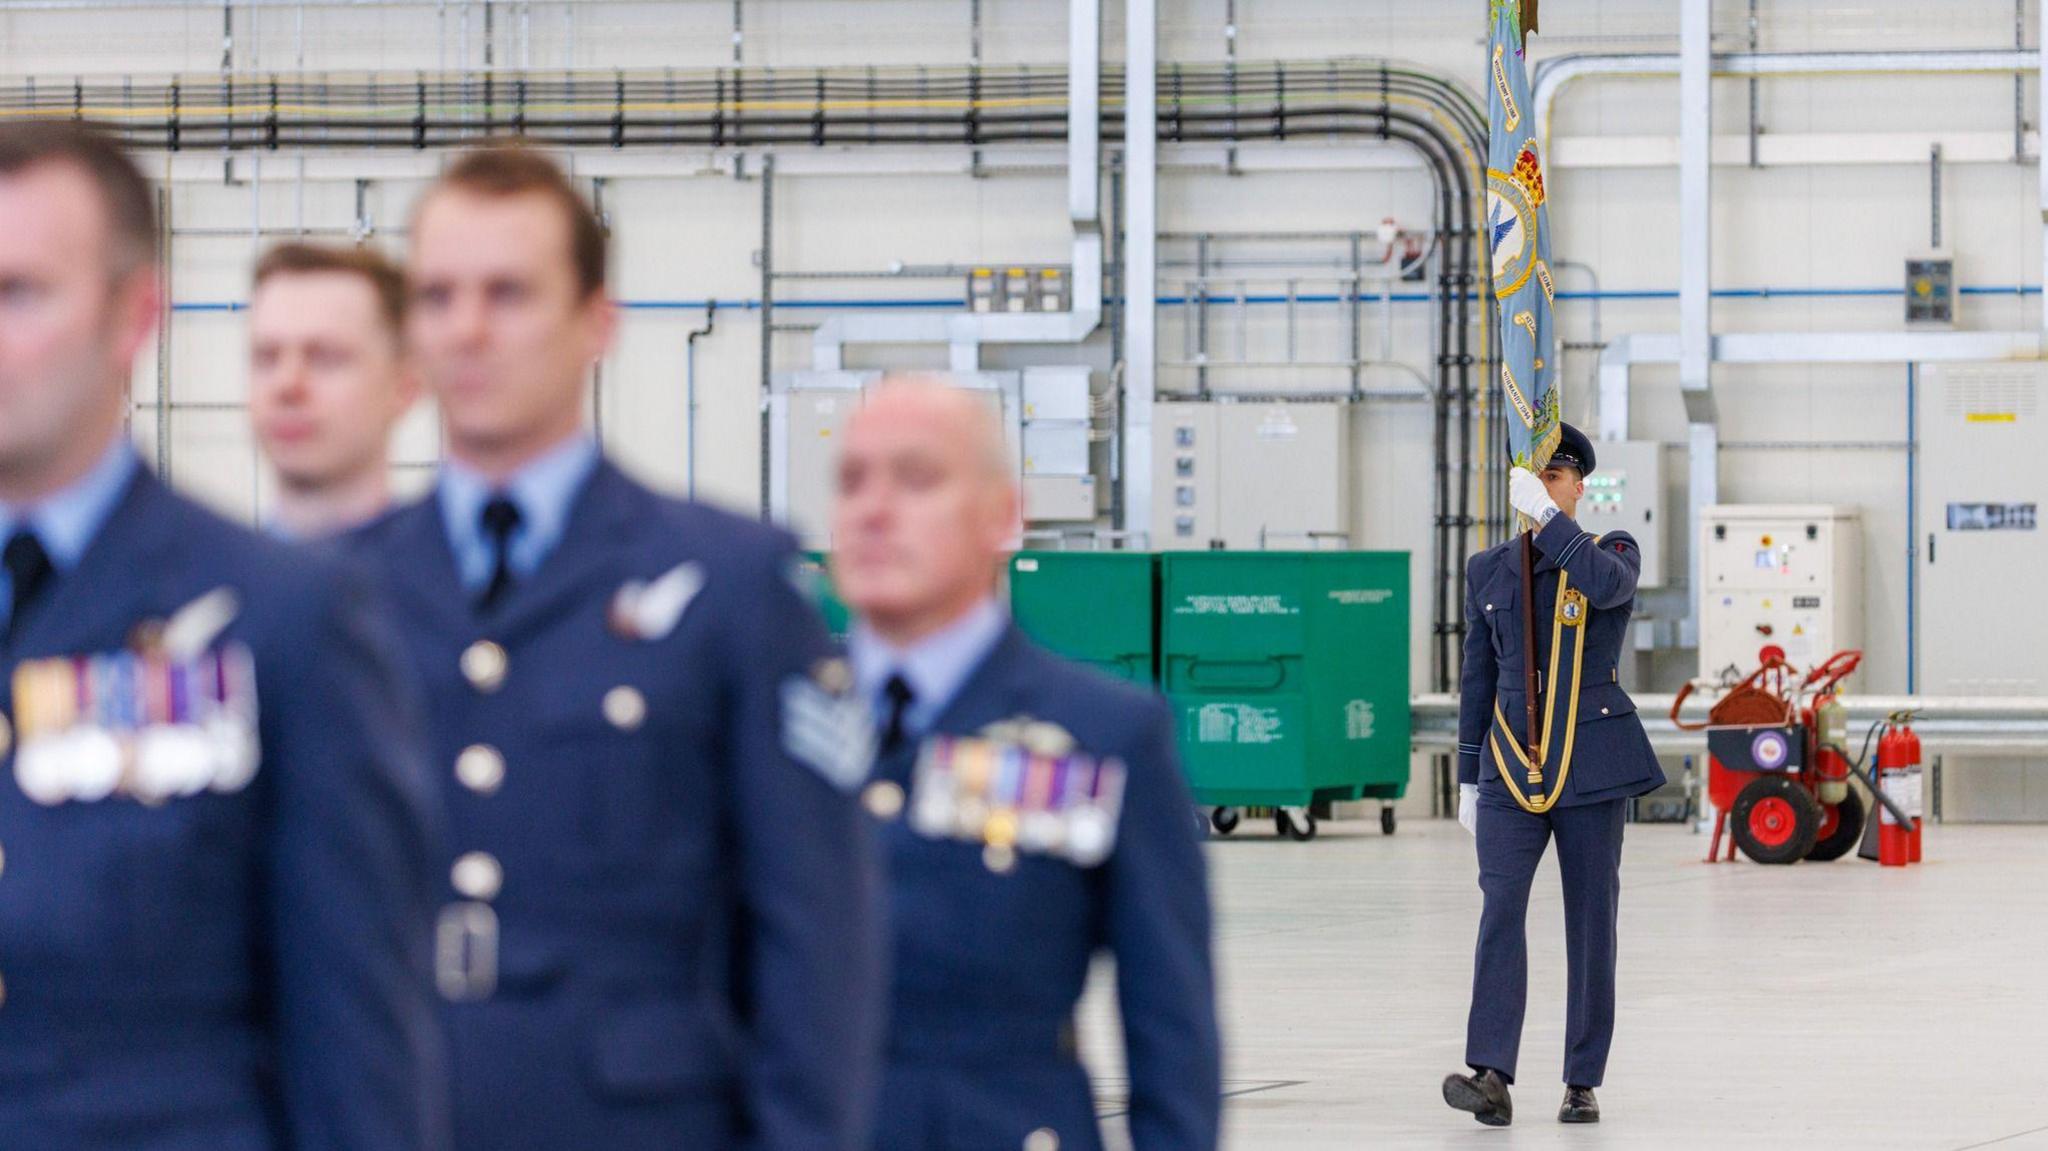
[1579,439,1666,587]
[1698,505,1863,680]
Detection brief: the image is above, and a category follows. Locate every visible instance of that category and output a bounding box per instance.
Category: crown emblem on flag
[1512,141,1546,206]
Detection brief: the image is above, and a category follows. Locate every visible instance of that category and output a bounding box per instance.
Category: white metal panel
[1021,366,1094,422]
[1152,403,1218,550]
[779,377,871,550]
[1022,474,1097,522]
[1917,362,2048,822]
[1020,424,1091,477]
[1917,363,2048,694]
[1216,402,1350,551]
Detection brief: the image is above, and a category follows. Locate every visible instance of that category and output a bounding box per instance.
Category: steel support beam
[1120,0,1158,543]
[2039,0,2047,334]
[1679,0,1715,647]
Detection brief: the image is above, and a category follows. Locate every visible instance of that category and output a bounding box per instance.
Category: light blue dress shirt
[0,435,139,633]
[848,596,1009,739]
[436,434,600,593]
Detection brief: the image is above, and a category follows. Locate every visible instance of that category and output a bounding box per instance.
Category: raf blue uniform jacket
[0,467,447,1150]
[1457,512,1666,807]
[358,459,886,1151]
[869,625,1220,1151]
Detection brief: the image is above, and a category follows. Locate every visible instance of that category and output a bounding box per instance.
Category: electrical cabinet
[1582,439,1666,587]
[1916,361,2048,821]
[1698,505,1863,681]
[1152,401,1350,551]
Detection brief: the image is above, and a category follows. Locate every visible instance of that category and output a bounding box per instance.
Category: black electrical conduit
[10,60,1499,697]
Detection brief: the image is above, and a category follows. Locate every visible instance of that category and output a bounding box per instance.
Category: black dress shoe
[1559,1085,1600,1123]
[1442,1068,1513,1127]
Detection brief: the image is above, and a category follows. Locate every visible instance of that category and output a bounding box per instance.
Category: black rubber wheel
[1277,811,1319,842]
[1805,791,1866,862]
[1730,775,1823,864]
[1210,807,1241,836]
[1380,807,1398,836]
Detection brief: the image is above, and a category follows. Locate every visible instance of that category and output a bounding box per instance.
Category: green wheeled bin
[1007,551,1158,684]
[1160,551,1410,841]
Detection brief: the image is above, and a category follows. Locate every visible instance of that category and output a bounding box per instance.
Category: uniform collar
[435,434,600,591]
[0,434,139,572]
[849,596,1010,735]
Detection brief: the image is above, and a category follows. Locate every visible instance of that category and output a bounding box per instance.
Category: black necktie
[879,674,916,756]
[477,496,524,612]
[2,530,53,644]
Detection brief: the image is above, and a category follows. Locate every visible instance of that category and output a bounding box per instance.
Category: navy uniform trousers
[358,459,884,1151]
[866,626,1220,1151]
[0,468,445,1150]
[1457,511,1665,1089]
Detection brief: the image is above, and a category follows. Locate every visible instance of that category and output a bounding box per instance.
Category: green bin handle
[1172,655,1290,691]
[1088,654,1151,681]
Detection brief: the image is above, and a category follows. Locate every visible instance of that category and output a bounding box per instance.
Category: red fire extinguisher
[1876,717,1923,867]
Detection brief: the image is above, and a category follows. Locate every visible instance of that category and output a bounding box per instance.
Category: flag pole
[1521,527,1540,759]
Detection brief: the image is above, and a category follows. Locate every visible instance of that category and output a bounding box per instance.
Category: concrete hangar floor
[1073,819,2045,1150]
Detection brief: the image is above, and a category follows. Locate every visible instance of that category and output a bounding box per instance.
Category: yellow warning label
[1967,413,2019,424]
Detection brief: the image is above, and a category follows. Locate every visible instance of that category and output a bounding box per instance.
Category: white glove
[1509,466,1560,526]
[1458,783,1479,836]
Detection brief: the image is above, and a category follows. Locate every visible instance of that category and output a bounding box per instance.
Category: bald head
[860,375,1015,479]
[831,375,1021,645]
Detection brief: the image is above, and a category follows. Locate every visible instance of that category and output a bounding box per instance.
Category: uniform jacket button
[456,745,506,795]
[461,641,508,693]
[451,851,504,901]
[602,685,647,731]
[1023,1129,1059,1151]
[862,780,905,820]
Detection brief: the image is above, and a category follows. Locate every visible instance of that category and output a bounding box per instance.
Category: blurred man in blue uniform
[358,144,884,1150]
[831,378,1220,1151]
[248,242,420,539]
[0,120,445,1150]
[1443,424,1665,1127]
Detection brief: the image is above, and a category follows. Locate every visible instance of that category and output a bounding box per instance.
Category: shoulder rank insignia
[780,661,873,793]
[609,561,704,641]
[11,637,261,807]
[909,733,1126,873]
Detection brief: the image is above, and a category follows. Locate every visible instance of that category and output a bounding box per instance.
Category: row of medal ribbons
[910,735,1127,872]
[10,645,262,807]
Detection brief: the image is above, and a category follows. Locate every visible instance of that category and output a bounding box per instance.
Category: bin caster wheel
[1380,806,1397,836]
[1276,806,1318,842]
[1210,806,1241,836]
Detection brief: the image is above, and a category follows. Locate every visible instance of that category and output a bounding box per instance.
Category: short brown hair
[253,241,408,341]
[0,119,158,275]
[417,143,607,297]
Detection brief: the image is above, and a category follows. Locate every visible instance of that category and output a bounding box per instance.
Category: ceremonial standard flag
[1485,0,1560,476]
